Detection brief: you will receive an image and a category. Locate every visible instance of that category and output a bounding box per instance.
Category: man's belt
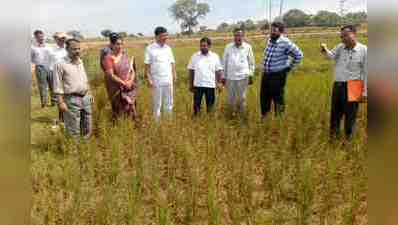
[334,81,347,86]
[64,91,88,97]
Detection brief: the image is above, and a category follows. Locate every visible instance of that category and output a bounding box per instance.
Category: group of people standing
[31,21,367,141]
[31,31,69,127]
[31,30,93,138]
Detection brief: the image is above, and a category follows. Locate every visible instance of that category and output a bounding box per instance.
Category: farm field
[31,31,368,225]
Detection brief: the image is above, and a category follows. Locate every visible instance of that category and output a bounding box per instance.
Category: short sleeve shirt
[49,46,67,71]
[188,51,223,88]
[144,42,175,86]
[31,43,51,68]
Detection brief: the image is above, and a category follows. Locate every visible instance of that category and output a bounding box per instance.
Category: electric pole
[269,0,272,23]
[339,0,348,25]
[339,0,347,16]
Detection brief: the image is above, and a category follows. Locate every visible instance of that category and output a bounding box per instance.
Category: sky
[31,0,367,38]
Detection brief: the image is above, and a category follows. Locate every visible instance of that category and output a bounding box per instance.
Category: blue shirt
[263,36,303,73]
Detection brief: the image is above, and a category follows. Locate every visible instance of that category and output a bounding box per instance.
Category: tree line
[215,10,367,32]
[168,0,366,33]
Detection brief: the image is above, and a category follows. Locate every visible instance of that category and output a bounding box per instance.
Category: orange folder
[347,80,364,102]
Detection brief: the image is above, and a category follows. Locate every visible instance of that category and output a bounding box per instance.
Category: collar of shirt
[233,42,245,49]
[154,41,167,48]
[64,56,82,65]
[200,51,212,56]
[55,45,65,49]
[35,43,46,48]
[236,42,252,50]
[269,36,286,45]
[53,46,66,52]
[198,50,216,58]
[344,42,360,52]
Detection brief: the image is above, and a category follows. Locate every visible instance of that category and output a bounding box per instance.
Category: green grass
[31,33,367,225]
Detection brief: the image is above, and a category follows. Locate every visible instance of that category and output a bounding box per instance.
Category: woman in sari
[102,33,138,121]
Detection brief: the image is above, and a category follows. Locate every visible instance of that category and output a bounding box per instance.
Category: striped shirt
[263,36,303,73]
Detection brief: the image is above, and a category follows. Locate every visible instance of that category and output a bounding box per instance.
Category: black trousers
[193,87,216,115]
[330,82,359,140]
[260,71,288,116]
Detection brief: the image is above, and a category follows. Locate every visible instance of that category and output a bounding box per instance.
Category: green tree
[236,20,245,30]
[216,22,229,32]
[244,19,256,31]
[344,11,367,25]
[256,19,270,30]
[169,0,210,35]
[67,30,84,40]
[283,9,310,27]
[100,29,113,38]
[228,23,240,32]
[312,10,342,27]
[118,32,128,38]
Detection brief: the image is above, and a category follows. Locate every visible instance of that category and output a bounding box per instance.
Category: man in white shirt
[188,37,224,115]
[49,32,68,124]
[53,39,93,138]
[49,32,68,73]
[144,27,177,121]
[223,28,255,115]
[321,25,367,140]
[31,30,54,107]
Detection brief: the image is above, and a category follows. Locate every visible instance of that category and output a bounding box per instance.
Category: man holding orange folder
[321,25,367,140]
